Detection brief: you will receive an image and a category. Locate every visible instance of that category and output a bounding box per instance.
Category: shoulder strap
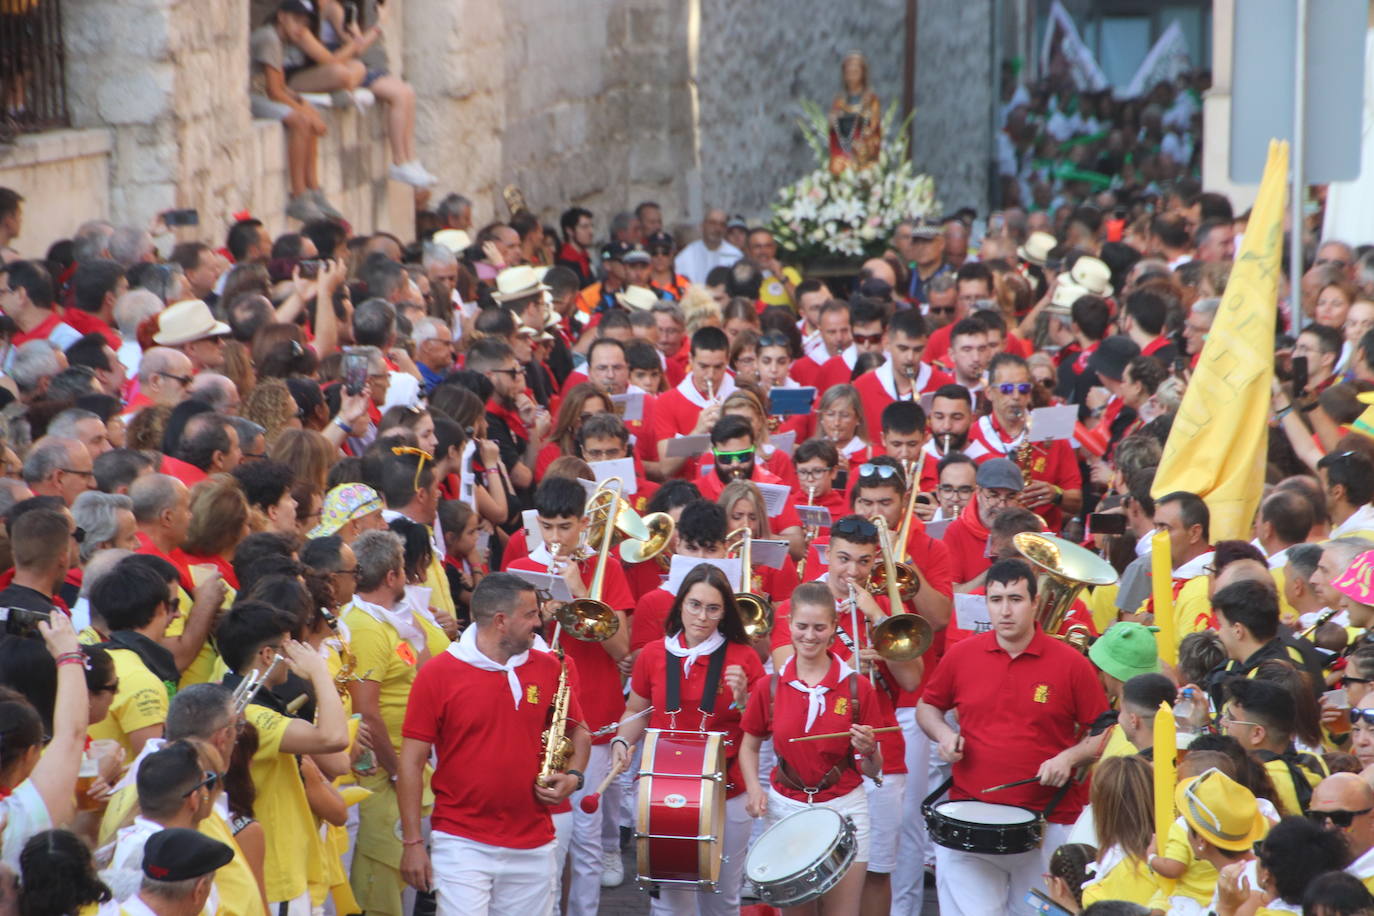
[698,642,730,716]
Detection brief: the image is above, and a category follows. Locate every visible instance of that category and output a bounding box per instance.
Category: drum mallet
[981,776,1041,792]
[579,757,629,813]
[789,726,902,742]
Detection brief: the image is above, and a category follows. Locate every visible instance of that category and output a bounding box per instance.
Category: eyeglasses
[182,770,220,798]
[996,383,1033,395]
[1344,676,1373,688]
[853,332,884,346]
[648,246,672,256]
[796,466,834,479]
[1350,708,1374,727]
[332,567,361,577]
[1037,377,1055,389]
[156,371,193,387]
[682,597,724,619]
[927,306,956,316]
[979,488,1017,505]
[1306,807,1374,829]
[938,484,976,497]
[489,367,524,377]
[832,516,877,540]
[70,526,86,544]
[713,448,755,465]
[1219,707,1260,729]
[61,468,95,480]
[857,463,899,480]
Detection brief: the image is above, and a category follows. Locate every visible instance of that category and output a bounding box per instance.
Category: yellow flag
[1151,140,1289,542]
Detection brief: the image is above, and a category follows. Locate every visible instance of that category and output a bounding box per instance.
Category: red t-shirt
[623,557,667,604]
[941,512,993,586]
[508,552,634,741]
[967,418,1082,532]
[741,654,886,802]
[920,628,1108,824]
[852,362,954,439]
[402,648,582,848]
[134,532,196,593]
[159,454,207,488]
[789,350,829,388]
[695,466,802,532]
[631,639,766,797]
[631,588,676,651]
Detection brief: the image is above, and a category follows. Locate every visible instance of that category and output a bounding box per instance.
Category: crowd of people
[1,75,1374,916]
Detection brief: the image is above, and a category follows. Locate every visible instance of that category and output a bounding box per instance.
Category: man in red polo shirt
[968,353,1082,533]
[853,310,952,437]
[922,261,995,365]
[398,573,588,915]
[505,478,632,916]
[654,326,735,478]
[917,558,1108,916]
[791,299,851,387]
[694,415,804,556]
[575,338,658,467]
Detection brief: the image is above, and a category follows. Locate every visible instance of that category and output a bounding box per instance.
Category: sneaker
[309,189,345,221]
[411,160,438,186]
[389,160,436,188]
[600,848,624,888]
[285,193,324,223]
[352,88,376,110]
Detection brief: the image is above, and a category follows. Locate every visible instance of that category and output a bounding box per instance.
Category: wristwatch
[566,768,586,791]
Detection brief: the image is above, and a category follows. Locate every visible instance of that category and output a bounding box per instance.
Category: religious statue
[828,51,882,174]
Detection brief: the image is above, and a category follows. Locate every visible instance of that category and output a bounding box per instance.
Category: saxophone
[321,609,359,701]
[538,654,574,786]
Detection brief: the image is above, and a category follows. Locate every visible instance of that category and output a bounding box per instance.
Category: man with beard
[694,414,804,557]
[923,384,987,461]
[815,297,890,390]
[852,310,952,437]
[398,573,589,916]
[468,337,549,493]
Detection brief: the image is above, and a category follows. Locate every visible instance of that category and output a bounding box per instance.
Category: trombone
[867,516,932,662]
[867,514,919,603]
[725,525,774,639]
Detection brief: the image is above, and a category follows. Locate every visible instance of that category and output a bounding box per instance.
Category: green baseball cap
[1087,621,1161,682]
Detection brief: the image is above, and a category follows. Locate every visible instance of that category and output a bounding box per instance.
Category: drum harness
[769,669,863,801]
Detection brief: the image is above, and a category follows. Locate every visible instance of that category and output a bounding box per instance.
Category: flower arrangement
[769,101,941,262]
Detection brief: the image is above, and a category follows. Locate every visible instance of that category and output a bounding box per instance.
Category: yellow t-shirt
[340,608,422,752]
[1098,724,1137,761]
[1087,583,1120,635]
[201,809,269,916]
[87,649,169,757]
[246,702,315,904]
[1271,567,1299,627]
[422,553,456,624]
[166,577,234,689]
[759,266,802,306]
[1160,816,1218,903]
[1080,852,1161,907]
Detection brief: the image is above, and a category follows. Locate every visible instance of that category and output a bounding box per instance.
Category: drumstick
[591,706,655,737]
[981,776,1041,793]
[578,756,628,813]
[788,726,902,743]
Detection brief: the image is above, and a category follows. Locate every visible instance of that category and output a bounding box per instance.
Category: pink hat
[1332,549,1374,605]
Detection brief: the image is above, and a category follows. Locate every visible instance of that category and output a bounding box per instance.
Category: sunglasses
[853,332,884,346]
[713,448,755,465]
[832,517,877,539]
[857,463,900,480]
[182,770,220,798]
[1350,708,1374,727]
[927,306,956,315]
[156,371,193,387]
[1306,807,1374,829]
[996,383,1033,395]
[648,246,672,256]
[1344,676,1373,688]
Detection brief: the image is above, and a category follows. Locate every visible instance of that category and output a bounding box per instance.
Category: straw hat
[491,265,549,303]
[616,285,660,312]
[1070,256,1114,297]
[1017,231,1057,267]
[1048,280,1090,313]
[152,300,231,346]
[431,229,471,254]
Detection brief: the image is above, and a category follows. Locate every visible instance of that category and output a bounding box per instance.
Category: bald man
[1310,773,1374,892]
[130,346,194,414]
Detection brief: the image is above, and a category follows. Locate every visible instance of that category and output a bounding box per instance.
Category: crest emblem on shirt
[526,684,540,705]
[1033,684,1050,703]
[395,642,417,666]
[834,697,848,716]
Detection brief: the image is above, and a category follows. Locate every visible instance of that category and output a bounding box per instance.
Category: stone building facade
[0,0,995,254]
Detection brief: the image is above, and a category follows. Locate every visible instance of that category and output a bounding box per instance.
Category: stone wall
[0,130,112,252]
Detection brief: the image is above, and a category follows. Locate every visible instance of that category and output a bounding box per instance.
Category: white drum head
[746,807,844,880]
[936,800,1037,824]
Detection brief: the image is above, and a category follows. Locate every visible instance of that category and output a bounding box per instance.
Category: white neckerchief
[875,359,932,400]
[975,414,1027,457]
[841,344,858,369]
[112,737,165,793]
[350,595,426,652]
[663,630,725,676]
[675,371,736,409]
[1349,842,1374,880]
[1174,550,1215,581]
[403,584,444,633]
[447,623,530,708]
[782,654,855,732]
[1081,843,1128,889]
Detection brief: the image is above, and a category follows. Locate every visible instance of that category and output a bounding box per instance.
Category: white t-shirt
[0,779,51,869]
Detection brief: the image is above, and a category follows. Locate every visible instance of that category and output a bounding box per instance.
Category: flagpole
[1291,0,1308,333]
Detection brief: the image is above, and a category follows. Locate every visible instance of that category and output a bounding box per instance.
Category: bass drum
[745,806,857,907]
[635,729,727,889]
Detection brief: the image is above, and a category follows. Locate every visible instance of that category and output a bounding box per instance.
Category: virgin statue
[828,51,882,174]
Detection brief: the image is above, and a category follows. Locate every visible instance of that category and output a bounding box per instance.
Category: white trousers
[891,706,933,915]
[765,784,871,864]
[933,822,1070,916]
[550,810,572,916]
[864,772,906,874]
[649,793,751,916]
[430,832,555,916]
[268,892,311,916]
[565,743,611,916]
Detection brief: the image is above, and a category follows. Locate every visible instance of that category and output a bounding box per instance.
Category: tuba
[725,526,774,639]
[868,516,932,661]
[1012,532,1118,651]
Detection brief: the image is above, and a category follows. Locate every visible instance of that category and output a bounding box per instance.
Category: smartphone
[1088,513,1127,536]
[298,259,321,279]
[1025,889,1073,916]
[162,208,199,227]
[342,349,369,396]
[914,493,933,506]
[1171,357,1188,377]
[1291,355,1309,397]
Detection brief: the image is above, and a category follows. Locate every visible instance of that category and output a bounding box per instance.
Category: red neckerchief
[487,397,528,440]
[1072,341,1099,374]
[11,311,68,347]
[957,493,990,541]
[1141,336,1171,357]
[63,309,122,349]
[1054,341,1081,368]
[1100,395,1124,431]
[179,552,240,591]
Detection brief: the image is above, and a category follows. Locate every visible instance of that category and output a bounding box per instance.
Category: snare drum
[745,806,857,907]
[635,729,726,889]
[925,799,1044,855]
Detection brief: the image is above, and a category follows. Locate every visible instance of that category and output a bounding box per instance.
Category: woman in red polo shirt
[534,382,612,479]
[739,582,884,916]
[611,564,765,916]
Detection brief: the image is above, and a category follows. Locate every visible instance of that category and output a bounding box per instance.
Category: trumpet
[797,485,819,579]
[232,653,285,716]
[725,526,774,638]
[706,377,715,404]
[939,433,952,456]
[1299,606,1342,641]
[867,516,932,662]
